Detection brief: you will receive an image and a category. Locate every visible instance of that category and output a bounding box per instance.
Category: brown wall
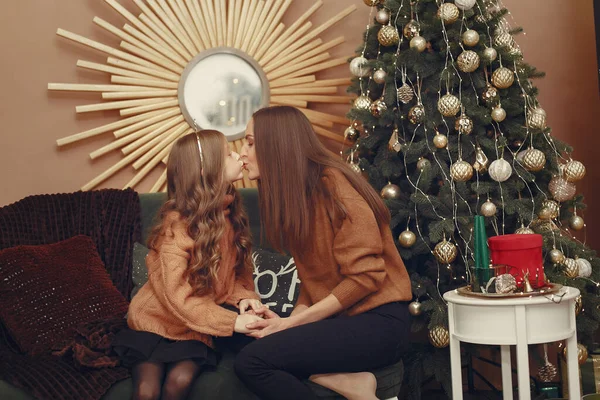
[1,0,599,249]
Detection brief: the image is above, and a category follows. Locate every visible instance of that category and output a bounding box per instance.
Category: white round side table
[443,286,580,400]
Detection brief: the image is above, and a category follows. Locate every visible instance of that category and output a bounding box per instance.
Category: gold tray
[457,283,563,299]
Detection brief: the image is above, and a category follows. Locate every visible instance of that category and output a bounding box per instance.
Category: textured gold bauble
[462,29,480,46]
[538,361,558,383]
[549,248,565,264]
[563,257,579,278]
[408,300,422,316]
[433,132,448,149]
[483,47,498,61]
[455,114,474,135]
[480,200,497,217]
[353,95,373,110]
[363,0,383,6]
[344,126,360,142]
[378,25,400,47]
[350,56,370,77]
[488,159,512,182]
[438,3,460,24]
[515,225,535,234]
[473,146,489,173]
[549,176,577,202]
[403,20,420,39]
[434,239,458,264]
[542,200,560,219]
[417,158,431,170]
[429,326,450,348]
[492,67,514,89]
[450,160,474,182]
[577,258,592,278]
[491,105,506,122]
[438,93,461,117]
[457,50,480,73]
[563,343,589,365]
[408,104,426,124]
[370,98,388,117]
[397,83,414,104]
[526,107,547,130]
[410,35,427,52]
[575,295,583,316]
[399,229,417,248]
[380,183,401,200]
[373,68,387,84]
[522,148,546,172]
[375,8,390,25]
[569,215,585,231]
[494,32,514,48]
[564,160,586,182]
[482,84,499,106]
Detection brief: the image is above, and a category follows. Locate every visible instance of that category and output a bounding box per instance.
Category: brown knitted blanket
[0,189,141,400]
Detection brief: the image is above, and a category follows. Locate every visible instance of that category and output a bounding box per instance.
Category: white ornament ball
[488,159,512,182]
[350,56,370,77]
[576,258,592,278]
[455,0,477,10]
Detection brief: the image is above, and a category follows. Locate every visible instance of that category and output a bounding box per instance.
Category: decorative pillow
[130,242,149,299]
[0,235,130,355]
[252,248,300,317]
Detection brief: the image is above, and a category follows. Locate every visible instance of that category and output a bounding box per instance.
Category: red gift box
[488,233,545,288]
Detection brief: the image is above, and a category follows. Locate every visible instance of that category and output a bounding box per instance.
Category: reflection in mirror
[179,50,269,141]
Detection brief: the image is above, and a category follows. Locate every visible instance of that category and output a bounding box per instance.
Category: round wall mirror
[178,47,270,141]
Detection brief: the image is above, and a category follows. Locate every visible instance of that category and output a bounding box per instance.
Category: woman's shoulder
[320,167,360,198]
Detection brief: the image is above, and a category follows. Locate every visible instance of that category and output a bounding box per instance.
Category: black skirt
[112,328,218,368]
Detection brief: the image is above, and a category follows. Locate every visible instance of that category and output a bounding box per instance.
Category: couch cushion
[0,235,129,355]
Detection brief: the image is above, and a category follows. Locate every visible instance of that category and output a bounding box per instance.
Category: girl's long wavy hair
[148,130,252,295]
[251,106,390,256]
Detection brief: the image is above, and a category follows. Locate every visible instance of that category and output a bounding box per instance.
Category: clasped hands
[234,298,292,338]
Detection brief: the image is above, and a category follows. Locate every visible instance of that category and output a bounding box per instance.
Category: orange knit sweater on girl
[127,203,258,349]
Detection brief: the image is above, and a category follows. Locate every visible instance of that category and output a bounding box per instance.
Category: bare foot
[309,371,378,400]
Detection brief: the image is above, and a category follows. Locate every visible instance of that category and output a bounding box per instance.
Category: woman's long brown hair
[252,106,390,255]
[148,130,252,295]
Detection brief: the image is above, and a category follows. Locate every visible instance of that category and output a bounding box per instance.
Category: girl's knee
[134,381,161,400]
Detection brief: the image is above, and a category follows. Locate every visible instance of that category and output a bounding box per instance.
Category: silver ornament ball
[350,56,370,77]
[375,8,390,25]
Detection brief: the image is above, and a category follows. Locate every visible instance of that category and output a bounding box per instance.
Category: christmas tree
[346,0,600,396]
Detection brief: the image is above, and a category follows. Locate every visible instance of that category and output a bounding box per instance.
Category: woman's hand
[234,313,264,334]
[245,309,293,338]
[239,299,268,315]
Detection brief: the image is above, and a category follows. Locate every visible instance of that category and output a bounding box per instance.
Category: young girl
[114,130,265,400]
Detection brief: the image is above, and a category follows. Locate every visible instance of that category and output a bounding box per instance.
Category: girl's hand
[239,299,268,315]
[245,309,291,338]
[234,313,263,334]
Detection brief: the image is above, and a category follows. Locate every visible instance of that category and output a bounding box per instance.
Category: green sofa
[0,189,403,400]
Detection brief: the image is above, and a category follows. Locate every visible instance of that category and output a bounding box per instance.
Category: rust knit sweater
[293,168,412,316]
[127,203,258,349]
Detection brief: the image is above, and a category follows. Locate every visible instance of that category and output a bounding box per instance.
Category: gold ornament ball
[399,229,417,248]
[397,83,414,104]
[491,106,506,122]
[542,200,560,219]
[564,160,586,182]
[480,200,497,217]
[563,343,589,365]
[434,239,458,264]
[378,25,400,47]
[527,107,547,130]
[438,3,460,24]
[403,20,420,39]
[375,8,390,25]
[350,162,362,174]
[408,301,422,316]
[492,67,515,89]
[538,362,558,383]
[462,29,480,46]
[575,295,583,316]
[370,98,388,117]
[577,258,592,278]
[482,84,499,106]
[417,158,431,170]
[483,47,498,62]
[410,35,427,52]
[563,257,579,279]
[522,148,546,172]
[450,160,474,182]
[488,159,512,182]
[515,225,535,234]
[438,93,461,117]
[494,32,514,48]
[350,56,370,77]
[429,326,450,348]
[408,104,426,124]
[354,95,373,110]
[380,183,401,200]
[457,50,480,73]
[569,215,585,231]
[549,248,565,264]
[363,0,382,6]
[433,132,448,149]
[549,176,577,202]
[344,126,360,142]
[373,68,387,84]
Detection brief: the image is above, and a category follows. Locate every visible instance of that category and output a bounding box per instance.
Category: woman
[236,106,412,400]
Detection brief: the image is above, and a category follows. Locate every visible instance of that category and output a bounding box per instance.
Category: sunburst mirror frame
[49,0,356,192]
